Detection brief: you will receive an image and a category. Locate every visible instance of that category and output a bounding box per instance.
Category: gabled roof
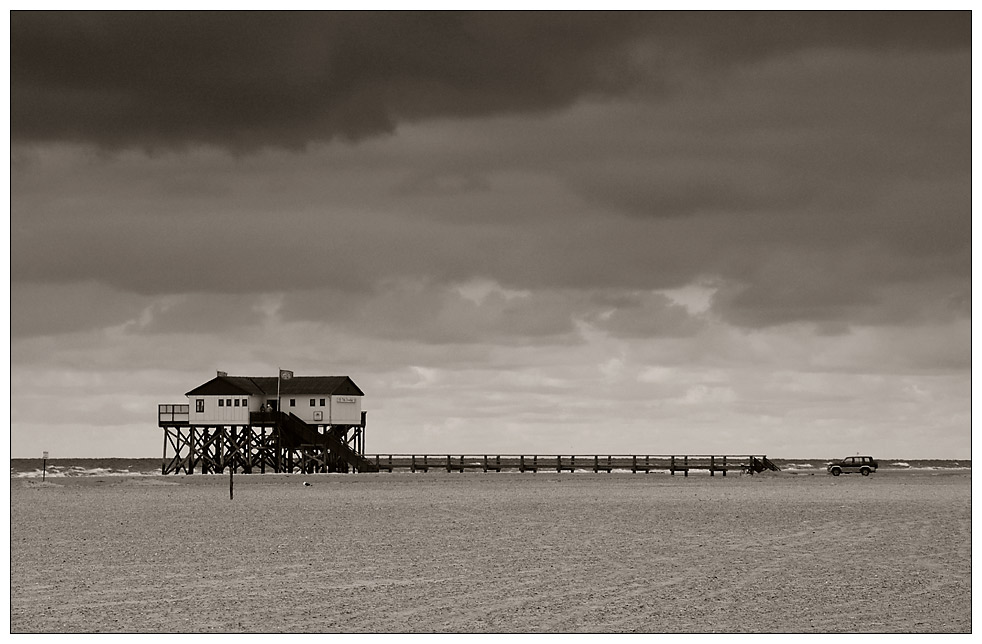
[186,375,364,397]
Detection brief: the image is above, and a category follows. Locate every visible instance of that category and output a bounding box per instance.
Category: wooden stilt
[275,427,281,473]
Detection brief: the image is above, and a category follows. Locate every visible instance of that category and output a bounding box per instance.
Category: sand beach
[9,469,971,633]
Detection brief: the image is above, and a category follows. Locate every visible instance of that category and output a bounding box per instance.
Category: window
[320,399,326,406]
[290,399,296,407]
[234,399,239,407]
[310,398,316,407]
[218,399,224,407]
[196,399,204,413]
[243,399,248,407]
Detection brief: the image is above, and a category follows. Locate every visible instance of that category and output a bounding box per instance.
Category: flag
[279,369,293,380]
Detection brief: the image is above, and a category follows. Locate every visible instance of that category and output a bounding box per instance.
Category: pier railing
[364,454,778,476]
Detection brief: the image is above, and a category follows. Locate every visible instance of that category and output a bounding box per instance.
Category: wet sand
[10,470,971,633]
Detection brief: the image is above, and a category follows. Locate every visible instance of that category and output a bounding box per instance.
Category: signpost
[42,451,48,482]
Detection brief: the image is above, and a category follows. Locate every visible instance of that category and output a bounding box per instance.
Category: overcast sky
[9,11,971,459]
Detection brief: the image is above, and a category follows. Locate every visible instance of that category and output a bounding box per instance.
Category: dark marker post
[42,451,48,482]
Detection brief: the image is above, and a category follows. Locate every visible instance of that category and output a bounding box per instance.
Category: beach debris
[303,481,312,487]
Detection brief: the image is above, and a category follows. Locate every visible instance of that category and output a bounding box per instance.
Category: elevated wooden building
[158,371,378,474]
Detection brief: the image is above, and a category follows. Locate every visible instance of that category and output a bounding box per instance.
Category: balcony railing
[158,404,190,426]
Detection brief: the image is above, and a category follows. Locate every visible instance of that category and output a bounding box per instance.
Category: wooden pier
[365,454,779,475]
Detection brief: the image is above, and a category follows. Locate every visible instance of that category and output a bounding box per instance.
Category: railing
[365,455,778,475]
[158,404,189,426]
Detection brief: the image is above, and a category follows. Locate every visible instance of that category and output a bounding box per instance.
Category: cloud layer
[12,12,969,150]
[9,12,971,458]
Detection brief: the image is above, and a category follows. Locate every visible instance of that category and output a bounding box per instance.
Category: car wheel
[831,468,841,476]
[861,467,870,476]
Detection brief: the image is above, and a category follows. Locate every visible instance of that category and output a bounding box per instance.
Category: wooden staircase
[276,412,378,473]
[752,456,781,473]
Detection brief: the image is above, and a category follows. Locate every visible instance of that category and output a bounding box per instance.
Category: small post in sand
[229,438,234,501]
[42,451,48,482]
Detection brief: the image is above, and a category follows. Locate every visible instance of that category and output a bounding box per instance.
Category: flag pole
[277,367,281,413]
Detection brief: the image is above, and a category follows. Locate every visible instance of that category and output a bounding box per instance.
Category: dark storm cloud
[11,11,969,151]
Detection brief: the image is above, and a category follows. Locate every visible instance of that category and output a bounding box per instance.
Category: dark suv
[827,456,878,476]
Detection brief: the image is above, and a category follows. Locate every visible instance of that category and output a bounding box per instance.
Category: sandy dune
[10,471,971,633]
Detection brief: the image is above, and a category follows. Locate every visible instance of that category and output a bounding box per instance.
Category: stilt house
[158,371,376,475]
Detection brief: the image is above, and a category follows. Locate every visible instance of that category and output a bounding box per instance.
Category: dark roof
[186,375,364,397]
